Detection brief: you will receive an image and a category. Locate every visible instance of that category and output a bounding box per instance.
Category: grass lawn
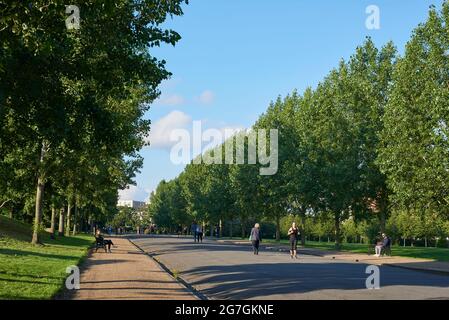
[0,216,94,299]
[220,237,449,262]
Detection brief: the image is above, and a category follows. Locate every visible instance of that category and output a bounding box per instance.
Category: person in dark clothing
[214,225,220,238]
[288,222,299,259]
[381,233,391,255]
[382,233,391,248]
[95,229,114,253]
[196,224,203,243]
[250,223,262,255]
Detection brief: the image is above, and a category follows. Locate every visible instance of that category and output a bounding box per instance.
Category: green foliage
[147,3,449,247]
[110,206,138,229]
[378,2,449,216]
[0,1,189,240]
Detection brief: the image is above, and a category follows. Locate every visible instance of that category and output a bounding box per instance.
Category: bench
[381,245,392,257]
[95,236,107,253]
[368,244,392,256]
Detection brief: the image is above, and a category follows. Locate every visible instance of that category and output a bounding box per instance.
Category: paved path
[131,235,449,300]
[67,237,196,300]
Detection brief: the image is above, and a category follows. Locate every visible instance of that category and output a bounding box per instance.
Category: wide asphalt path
[131,235,449,300]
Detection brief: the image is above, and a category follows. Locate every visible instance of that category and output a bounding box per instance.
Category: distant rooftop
[117,200,147,210]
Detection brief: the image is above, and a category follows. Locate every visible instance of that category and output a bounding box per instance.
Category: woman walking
[250,223,262,255]
[288,222,299,259]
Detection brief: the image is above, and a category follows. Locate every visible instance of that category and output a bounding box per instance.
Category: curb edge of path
[381,263,449,277]
[127,237,209,301]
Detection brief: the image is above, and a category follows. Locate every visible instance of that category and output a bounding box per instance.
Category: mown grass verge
[0,215,93,299]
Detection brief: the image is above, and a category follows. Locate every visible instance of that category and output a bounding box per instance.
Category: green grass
[303,241,449,261]
[0,216,94,300]
[220,237,449,262]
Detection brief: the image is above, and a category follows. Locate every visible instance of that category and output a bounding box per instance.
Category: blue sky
[119,0,443,201]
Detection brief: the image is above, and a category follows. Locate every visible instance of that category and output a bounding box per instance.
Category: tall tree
[378,3,449,218]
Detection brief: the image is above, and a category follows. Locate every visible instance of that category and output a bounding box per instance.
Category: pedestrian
[288,222,299,259]
[215,225,220,238]
[249,223,262,255]
[191,221,198,242]
[196,224,203,243]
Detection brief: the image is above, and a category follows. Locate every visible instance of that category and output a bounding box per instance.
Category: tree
[1,1,189,243]
[378,3,449,218]
[299,40,396,248]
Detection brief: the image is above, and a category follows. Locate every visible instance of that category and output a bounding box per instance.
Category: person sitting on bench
[381,233,391,256]
[375,233,391,257]
[374,238,383,257]
[95,229,114,253]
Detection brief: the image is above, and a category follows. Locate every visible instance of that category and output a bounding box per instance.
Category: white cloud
[154,94,186,106]
[118,185,149,202]
[146,110,192,149]
[198,90,215,105]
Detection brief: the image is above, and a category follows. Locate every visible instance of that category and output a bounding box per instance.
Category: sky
[119,0,444,202]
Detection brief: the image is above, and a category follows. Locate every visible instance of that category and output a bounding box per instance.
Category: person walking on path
[249,223,262,255]
[196,224,204,243]
[191,222,198,242]
[288,222,299,259]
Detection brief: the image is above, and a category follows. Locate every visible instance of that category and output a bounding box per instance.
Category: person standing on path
[191,222,198,243]
[249,223,262,255]
[196,224,203,243]
[288,222,299,259]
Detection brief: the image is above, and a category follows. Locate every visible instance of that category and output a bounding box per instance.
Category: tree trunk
[9,206,13,219]
[380,211,386,234]
[424,236,428,248]
[219,219,223,238]
[300,212,306,246]
[275,215,280,242]
[210,224,213,237]
[32,174,45,244]
[229,221,233,238]
[58,208,65,236]
[66,202,72,236]
[72,204,77,236]
[50,206,56,239]
[241,223,245,239]
[32,142,47,245]
[334,214,342,249]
